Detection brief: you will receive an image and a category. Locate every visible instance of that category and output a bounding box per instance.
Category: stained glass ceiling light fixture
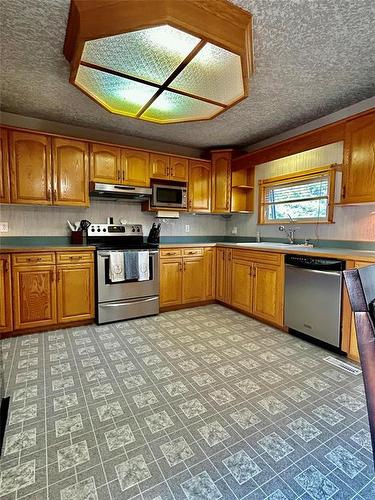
[64,0,253,124]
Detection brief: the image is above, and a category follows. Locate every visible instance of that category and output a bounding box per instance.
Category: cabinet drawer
[56,251,94,264]
[12,252,55,266]
[183,248,204,256]
[233,249,282,266]
[160,248,182,258]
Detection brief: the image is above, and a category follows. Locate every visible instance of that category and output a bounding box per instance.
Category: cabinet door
[90,143,121,183]
[10,130,52,204]
[160,258,182,307]
[12,265,57,330]
[252,262,283,325]
[342,112,375,204]
[52,138,89,206]
[0,254,12,334]
[182,256,205,304]
[170,157,188,182]
[57,263,94,323]
[211,151,231,213]
[216,248,226,302]
[121,149,150,187]
[188,160,211,212]
[204,248,216,300]
[231,259,252,313]
[0,128,10,204]
[150,153,170,180]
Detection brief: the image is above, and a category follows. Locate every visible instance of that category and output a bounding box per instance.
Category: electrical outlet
[185,224,190,233]
[0,222,8,233]
[232,226,238,234]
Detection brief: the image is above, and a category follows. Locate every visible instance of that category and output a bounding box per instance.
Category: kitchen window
[258,166,336,224]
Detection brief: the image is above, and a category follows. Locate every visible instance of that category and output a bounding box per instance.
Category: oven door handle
[98,250,159,258]
[100,297,158,307]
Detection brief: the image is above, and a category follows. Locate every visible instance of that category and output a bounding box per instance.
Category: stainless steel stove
[87,223,159,324]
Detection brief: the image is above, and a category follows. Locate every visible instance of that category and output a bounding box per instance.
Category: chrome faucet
[279,215,299,244]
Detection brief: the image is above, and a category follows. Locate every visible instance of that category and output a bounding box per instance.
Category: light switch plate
[232,226,238,234]
[0,222,8,233]
[185,224,190,233]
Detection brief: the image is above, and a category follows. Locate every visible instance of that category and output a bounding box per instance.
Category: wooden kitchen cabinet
[204,248,216,300]
[211,150,232,213]
[122,149,150,187]
[90,143,121,183]
[252,262,283,325]
[9,130,52,204]
[231,259,252,313]
[57,262,94,323]
[0,128,10,204]
[52,137,89,206]
[170,157,188,182]
[188,160,211,212]
[216,247,232,304]
[150,153,170,180]
[182,256,205,303]
[342,111,375,204]
[160,258,183,307]
[12,264,57,330]
[0,254,12,334]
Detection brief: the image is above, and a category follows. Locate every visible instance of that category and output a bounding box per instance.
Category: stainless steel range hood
[90,182,152,201]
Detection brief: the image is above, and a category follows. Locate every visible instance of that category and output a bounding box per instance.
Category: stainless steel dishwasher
[285,254,345,348]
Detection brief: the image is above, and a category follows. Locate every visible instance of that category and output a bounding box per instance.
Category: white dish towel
[109,251,125,282]
[138,251,150,281]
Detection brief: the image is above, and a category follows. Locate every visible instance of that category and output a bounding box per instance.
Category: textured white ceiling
[1,0,374,149]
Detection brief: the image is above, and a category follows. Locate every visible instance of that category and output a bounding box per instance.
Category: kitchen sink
[236,242,292,247]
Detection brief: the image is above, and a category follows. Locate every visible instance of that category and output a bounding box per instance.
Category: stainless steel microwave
[152,184,187,208]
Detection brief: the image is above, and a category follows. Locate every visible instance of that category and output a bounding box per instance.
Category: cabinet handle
[166,252,176,256]
[179,263,183,272]
[228,251,231,261]
[188,251,196,254]
[183,262,186,271]
[26,257,42,262]
[57,269,61,281]
[4,260,9,273]
[122,170,125,182]
[166,167,169,176]
[170,167,174,177]
[189,199,192,209]
[47,187,52,201]
[341,185,346,199]
[69,256,83,260]
[53,189,57,201]
[117,170,121,181]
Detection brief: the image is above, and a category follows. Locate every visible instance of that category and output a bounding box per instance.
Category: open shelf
[231,164,255,213]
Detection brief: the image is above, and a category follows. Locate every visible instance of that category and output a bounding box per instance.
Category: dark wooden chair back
[343,264,375,467]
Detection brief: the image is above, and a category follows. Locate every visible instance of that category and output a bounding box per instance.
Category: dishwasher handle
[285,264,342,277]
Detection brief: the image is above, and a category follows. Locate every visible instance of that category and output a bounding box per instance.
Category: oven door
[152,185,186,208]
[96,250,159,303]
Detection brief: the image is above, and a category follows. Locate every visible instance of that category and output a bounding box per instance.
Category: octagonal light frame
[64,0,253,124]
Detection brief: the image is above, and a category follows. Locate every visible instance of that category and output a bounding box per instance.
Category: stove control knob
[103,228,106,232]
[137,227,140,232]
[91,227,95,232]
[97,228,101,232]
[132,227,135,232]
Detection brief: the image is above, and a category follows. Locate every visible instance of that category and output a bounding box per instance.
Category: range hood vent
[90,182,152,201]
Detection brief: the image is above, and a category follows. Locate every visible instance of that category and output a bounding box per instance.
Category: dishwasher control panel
[285,254,344,271]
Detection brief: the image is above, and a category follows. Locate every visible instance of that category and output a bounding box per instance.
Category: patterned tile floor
[1,305,374,499]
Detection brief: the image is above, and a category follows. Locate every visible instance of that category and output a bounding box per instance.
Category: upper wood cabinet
[0,254,12,334]
[0,129,10,204]
[150,153,170,180]
[151,153,188,182]
[122,149,150,187]
[188,160,211,212]
[9,130,52,205]
[52,138,89,206]
[342,111,375,204]
[90,143,121,183]
[170,157,188,182]
[211,150,232,213]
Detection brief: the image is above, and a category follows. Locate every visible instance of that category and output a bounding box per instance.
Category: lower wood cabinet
[12,264,57,330]
[216,247,232,304]
[217,247,284,327]
[0,254,13,334]
[160,247,215,308]
[57,263,94,323]
[4,250,94,335]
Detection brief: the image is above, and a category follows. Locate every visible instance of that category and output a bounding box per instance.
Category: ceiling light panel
[170,43,244,105]
[82,25,201,85]
[75,65,157,116]
[141,90,222,123]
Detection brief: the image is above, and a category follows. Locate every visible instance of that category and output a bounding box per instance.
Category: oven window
[157,187,182,204]
[104,254,154,284]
